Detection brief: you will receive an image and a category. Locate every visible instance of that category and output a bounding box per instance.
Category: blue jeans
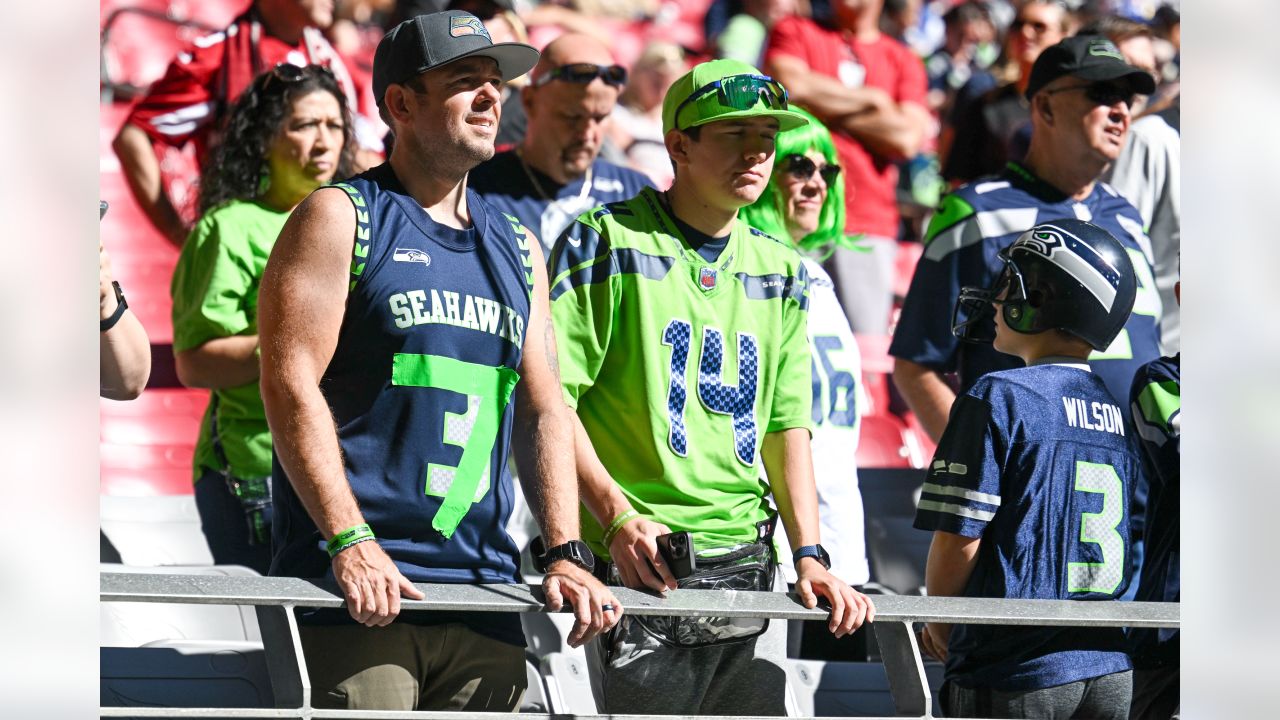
[194,468,272,574]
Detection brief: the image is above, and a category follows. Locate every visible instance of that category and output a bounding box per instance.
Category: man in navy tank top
[258,10,620,712]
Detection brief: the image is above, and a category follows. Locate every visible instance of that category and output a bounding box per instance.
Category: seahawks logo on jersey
[394,248,432,266]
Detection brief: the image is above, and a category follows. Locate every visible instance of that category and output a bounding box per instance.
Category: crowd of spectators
[101,0,1182,717]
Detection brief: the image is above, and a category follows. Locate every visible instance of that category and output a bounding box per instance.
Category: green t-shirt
[171,199,288,481]
[549,188,813,557]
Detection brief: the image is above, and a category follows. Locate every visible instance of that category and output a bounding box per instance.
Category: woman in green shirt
[171,64,354,572]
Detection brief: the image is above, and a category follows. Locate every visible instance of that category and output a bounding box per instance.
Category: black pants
[194,468,271,574]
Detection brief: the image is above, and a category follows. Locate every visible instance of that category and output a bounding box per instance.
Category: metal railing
[100,572,1179,719]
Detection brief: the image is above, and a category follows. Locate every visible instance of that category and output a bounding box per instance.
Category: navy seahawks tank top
[270,164,535,595]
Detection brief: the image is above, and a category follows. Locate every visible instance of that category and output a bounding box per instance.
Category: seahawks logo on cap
[1088,39,1124,61]
[450,15,490,39]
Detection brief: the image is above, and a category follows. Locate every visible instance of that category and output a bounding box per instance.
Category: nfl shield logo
[699,267,717,292]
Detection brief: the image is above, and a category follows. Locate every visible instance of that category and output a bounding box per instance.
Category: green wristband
[602,510,639,548]
[327,523,375,558]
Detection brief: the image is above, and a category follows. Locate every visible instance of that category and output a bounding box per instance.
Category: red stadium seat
[902,412,939,470]
[857,414,913,469]
[894,240,923,301]
[101,388,208,496]
[855,334,894,418]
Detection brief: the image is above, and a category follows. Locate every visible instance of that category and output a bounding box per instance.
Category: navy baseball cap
[373,10,538,106]
[1024,34,1157,101]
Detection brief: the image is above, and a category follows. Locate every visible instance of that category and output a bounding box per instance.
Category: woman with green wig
[743,107,872,660]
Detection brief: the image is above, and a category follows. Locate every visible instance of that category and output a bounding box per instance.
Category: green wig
[740,105,847,253]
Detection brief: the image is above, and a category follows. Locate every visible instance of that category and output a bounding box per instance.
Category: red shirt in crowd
[125,9,381,164]
[766,16,927,239]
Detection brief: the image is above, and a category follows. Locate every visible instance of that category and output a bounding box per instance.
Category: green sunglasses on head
[674,74,789,131]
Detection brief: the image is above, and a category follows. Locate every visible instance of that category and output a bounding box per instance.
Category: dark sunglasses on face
[1043,81,1136,109]
[533,63,628,88]
[784,154,841,185]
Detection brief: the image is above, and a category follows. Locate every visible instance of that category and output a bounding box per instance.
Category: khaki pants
[300,622,526,711]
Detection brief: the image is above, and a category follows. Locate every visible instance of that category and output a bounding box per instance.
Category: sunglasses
[1042,81,1136,108]
[674,73,788,131]
[533,63,628,88]
[263,62,333,91]
[784,154,841,185]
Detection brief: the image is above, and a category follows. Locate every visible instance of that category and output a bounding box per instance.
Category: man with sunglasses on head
[257,11,619,712]
[548,58,875,715]
[470,33,653,252]
[891,33,1162,514]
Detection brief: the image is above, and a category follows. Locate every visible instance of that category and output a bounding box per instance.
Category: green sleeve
[170,210,256,353]
[766,271,814,434]
[549,223,618,410]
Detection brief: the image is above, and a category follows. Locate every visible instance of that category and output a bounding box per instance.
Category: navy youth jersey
[914,362,1144,691]
[470,149,652,254]
[1128,353,1180,667]
[271,164,534,599]
[891,161,1162,426]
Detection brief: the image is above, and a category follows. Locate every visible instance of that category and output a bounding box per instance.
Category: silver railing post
[873,620,933,718]
[255,604,312,715]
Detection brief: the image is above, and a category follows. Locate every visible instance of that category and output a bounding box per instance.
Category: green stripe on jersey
[924,194,976,244]
[1137,379,1180,428]
[551,187,813,558]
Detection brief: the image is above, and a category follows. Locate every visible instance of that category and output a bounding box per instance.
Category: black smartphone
[656,531,697,579]
[100,200,109,220]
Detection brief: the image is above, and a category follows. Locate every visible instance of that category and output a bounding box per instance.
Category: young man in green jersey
[547,58,875,715]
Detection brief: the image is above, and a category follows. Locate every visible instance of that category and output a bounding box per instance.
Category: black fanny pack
[616,520,778,649]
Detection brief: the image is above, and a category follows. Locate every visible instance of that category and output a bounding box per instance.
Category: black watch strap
[793,544,831,570]
[100,281,128,332]
[536,539,595,573]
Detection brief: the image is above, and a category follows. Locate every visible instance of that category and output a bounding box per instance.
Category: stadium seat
[785,659,944,717]
[859,469,930,594]
[521,656,550,713]
[856,414,913,468]
[902,412,939,469]
[100,564,261,647]
[101,389,207,496]
[893,240,924,301]
[855,334,894,418]
[101,640,272,711]
[539,652,597,715]
[100,494,212,566]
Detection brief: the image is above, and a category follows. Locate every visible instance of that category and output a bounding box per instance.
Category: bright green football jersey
[548,187,813,558]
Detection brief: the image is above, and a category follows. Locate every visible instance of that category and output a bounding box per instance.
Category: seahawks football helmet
[952,219,1137,351]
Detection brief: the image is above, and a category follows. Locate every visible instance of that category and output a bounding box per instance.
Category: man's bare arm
[112,123,190,245]
[762,428,875,637]
[766,55,930,161]
[766,55,889,119]
[175,336,259,389]
[258,186,422,626]
[893,358,956,442]
[512,235,621,647]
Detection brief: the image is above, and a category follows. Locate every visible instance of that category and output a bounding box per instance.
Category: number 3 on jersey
[1067,461,1126,594]
[662,318,759,466]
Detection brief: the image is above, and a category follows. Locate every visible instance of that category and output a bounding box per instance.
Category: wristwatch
[535,540,596,573]
[100,281,128,332]
[793,544,831,570]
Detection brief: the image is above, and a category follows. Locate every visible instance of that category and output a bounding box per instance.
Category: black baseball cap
[373,10,538,106]
[1024,34,1157,101]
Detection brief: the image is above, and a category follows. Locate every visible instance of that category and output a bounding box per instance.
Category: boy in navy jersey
[914,219,1145,719]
